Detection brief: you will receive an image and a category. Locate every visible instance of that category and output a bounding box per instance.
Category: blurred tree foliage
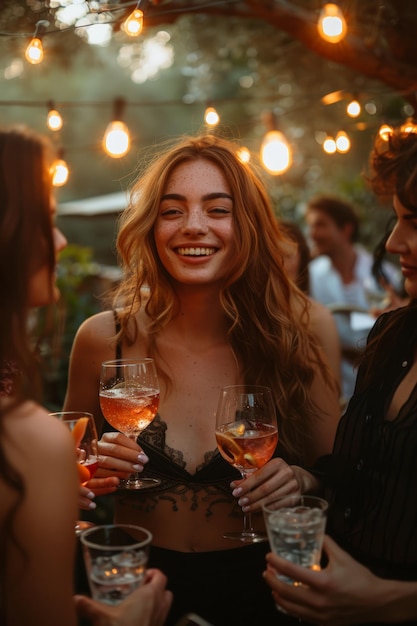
[0,0,414,207]
[3,1,408,410]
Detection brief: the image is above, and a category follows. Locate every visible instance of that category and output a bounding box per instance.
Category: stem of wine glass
[241,510,256,535]
[125,432,141,484]
[240,470,256,536]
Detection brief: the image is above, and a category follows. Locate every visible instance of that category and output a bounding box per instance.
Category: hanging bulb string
[123,1,145,38]
[0,0,241,40]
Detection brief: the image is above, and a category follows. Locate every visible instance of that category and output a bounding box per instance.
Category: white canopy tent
[57,192,129,266]
[58,191,129,216]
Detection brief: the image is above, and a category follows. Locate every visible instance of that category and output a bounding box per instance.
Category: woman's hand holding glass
[215,385,278,543]
[230,461,316,514]
[79,476,120,510]
[94,430,150,481]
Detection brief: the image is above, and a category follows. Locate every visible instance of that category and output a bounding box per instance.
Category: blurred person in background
[280,219,342,395]
[305,194,402,404]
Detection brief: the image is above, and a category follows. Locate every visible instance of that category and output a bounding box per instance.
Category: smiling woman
[155,159,235,285]
[63,133,341,626]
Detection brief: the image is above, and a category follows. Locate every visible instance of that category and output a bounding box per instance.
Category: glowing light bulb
[323,136,337,154]
[346,99,361,118]
[47,109,63,131]
[51,159,69,187]
[103,120,130,158]
[25,37,44,64]
[204,106,220,126]
[400,118,417,134]
[335,130,350,153]
[318,3,347,43]
[123,9,144,37]
[260,130,292,175]
[379,124,393,141]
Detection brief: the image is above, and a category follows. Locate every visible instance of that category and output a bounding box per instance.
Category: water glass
[80,523,152,605]
[262,494,328,586]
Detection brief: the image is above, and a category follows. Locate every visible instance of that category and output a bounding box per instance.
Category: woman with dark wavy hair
[263,128,417,624]
[0,125,171,626]
[64,133,341,626]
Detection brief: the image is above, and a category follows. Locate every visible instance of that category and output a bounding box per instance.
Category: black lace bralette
[110,311,239,491]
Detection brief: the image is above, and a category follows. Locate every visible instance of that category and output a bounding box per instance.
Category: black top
[321,308,417,581]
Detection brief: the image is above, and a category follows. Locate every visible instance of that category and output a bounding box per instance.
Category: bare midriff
[114,488,266,552]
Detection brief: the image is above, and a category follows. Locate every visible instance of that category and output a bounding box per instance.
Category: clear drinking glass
[50,410,99,535]
[99,358,160,490]
[215,384,278,543]
[262,494,328,585]
[80,523,153,605]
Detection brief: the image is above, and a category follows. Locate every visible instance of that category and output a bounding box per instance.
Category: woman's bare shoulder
[2,401,78,626]
[2,400,78,510]
[308,298,336,325]
[75,309,116,337]
[4,400,75,452]
[70,310,119,357]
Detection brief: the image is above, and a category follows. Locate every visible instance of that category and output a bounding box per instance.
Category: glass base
[223,530,268,543]
[118,477,161,490]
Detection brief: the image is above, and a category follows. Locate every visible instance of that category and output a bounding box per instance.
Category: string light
[102,97,130,158]
[378,123,393,141]
[260,112,292,175]
[123,6,144,37]
[25,20,49,65]
[323,136,337,153]
[335,130,350,152]
[400,117,417,134]
[322,130,351,153]
[46,101,63,131]
[317,3,347,44]
[346,98,361,118]
[321,89,345,106]
[25,38,43,64]
[204,105,220,126]
[0,92,404,174]
[51,149,69,187]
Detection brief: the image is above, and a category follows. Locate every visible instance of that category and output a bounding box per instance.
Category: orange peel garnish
[216,431,244,465]
[71,416,89,448]
[77,463,90,484]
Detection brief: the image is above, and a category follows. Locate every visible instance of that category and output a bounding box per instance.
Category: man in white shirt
[305,195,402,404]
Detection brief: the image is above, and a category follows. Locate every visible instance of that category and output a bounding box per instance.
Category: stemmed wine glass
[215,385,278,543]
[99,358,161,490]
[50,411,99,535]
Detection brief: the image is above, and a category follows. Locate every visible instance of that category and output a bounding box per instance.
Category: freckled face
[385,195,417,300]
[154,159,237,287]
[28,223,68,307]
